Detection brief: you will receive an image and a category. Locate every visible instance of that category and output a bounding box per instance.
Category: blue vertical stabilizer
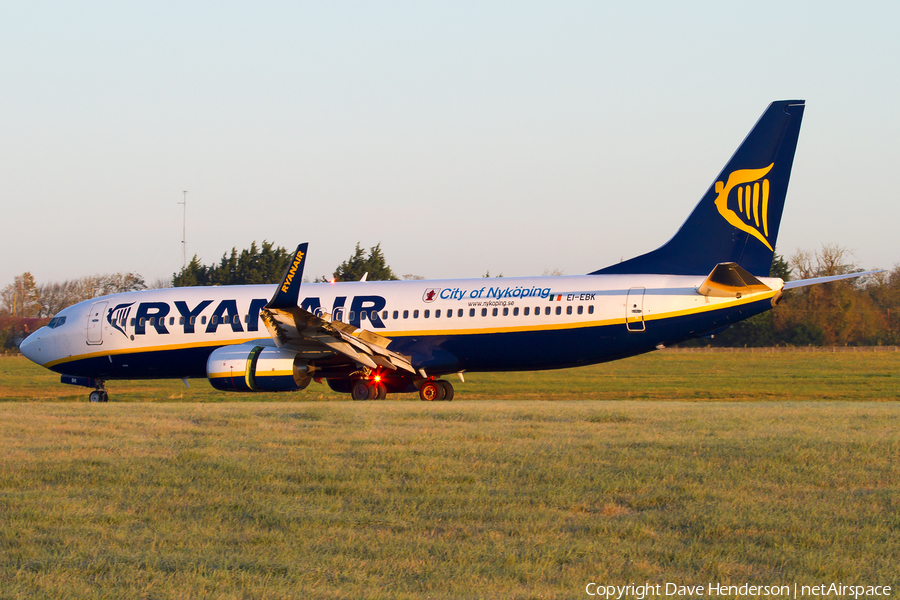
[593,100,805,277]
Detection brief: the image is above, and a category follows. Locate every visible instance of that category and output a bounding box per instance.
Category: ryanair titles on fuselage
[106,294,392,337]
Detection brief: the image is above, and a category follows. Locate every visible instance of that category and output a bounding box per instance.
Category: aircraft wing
[259,244,416,373]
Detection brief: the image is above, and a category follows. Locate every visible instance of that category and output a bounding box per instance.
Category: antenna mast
[179,191,187,269]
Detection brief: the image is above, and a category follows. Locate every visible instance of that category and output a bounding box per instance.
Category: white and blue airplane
[20,100,874,402]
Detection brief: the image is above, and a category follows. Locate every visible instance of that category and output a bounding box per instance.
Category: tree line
[3,241,899,352]
[0,272,147,351]
[171,241,400,286]
[686,245,900,347]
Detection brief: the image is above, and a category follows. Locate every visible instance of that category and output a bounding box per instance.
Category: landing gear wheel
[374,383,387,400]
[351,381,371,401]
[89,390,103,403]
[100,391,109,403]
[437,380,454,401]
[419,380,445,402]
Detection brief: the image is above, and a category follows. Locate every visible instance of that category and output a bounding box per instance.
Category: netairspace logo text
[584,582,893,599]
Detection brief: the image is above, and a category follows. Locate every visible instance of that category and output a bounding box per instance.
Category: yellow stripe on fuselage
[45,291,776,368]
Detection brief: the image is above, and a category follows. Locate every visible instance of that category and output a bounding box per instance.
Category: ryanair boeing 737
[20,100,875,402]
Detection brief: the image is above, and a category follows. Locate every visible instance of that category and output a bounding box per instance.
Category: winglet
[267,243,309,309]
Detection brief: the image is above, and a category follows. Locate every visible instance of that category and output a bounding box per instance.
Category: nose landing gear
[60,375,109,402]
[88,385,109,403]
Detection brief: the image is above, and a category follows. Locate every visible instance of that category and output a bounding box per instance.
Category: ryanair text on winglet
[281,251,304,293]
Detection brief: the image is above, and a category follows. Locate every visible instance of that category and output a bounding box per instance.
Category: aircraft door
[625,288,645,332]
[86,301,107,345]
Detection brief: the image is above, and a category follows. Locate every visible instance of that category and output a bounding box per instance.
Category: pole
[179,191,187,269]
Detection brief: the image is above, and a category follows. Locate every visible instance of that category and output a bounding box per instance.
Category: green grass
[2,350,900,402]
[1,402,898,599]
[0,352,898,598]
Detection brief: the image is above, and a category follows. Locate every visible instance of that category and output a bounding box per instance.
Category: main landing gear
[419,379,454,402]
[343,377,454,401]
[350,380,387,401]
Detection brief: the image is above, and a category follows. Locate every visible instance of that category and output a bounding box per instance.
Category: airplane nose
[19,331,42,365]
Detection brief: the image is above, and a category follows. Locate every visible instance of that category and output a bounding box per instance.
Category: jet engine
[207,345,312,392]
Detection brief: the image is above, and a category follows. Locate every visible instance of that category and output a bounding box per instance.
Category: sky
[2,1,898,287]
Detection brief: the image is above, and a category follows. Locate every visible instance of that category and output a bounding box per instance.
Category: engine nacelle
[207,345,312,392]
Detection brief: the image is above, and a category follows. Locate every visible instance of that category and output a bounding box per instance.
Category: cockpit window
[47,316,67,329]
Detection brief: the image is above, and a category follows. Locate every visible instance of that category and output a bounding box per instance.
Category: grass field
[1,352,898,599]
[2,349,900,402]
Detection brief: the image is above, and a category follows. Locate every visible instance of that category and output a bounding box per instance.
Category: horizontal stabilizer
[697,262,771,298]
[783,270,884,290]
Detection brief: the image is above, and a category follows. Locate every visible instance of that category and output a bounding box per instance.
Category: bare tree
[1,273,40,317]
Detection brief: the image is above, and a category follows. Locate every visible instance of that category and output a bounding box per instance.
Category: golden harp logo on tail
[714,163,775,251]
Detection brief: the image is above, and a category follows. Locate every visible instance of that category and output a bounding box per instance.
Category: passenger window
[514,307,519,316]
[139,318,145,326]
[413,310,419,318]
[130,318,135,326]
[149,317,156,326]
[190,316,196,325]
[435,309,441,318]
[424,310,430,318]
[360,311,367,320]
[481,308,487,317]
[393,310,399,319]
[492,308,498,317]
[556,306,562,315]
[458,309,463,317]
[202,316,207,325]
[524,307,530,316]
[502,307,508,316]
[403,310,409,319]
[382,311,388,320]
[566,306,572,315]
[349,311,356,321]
[577,306,583,315]
[588,305,594,314]
[169,317,175,325]
[180,317,184,325]
[447,309,452,318]
[545,307,551,315]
